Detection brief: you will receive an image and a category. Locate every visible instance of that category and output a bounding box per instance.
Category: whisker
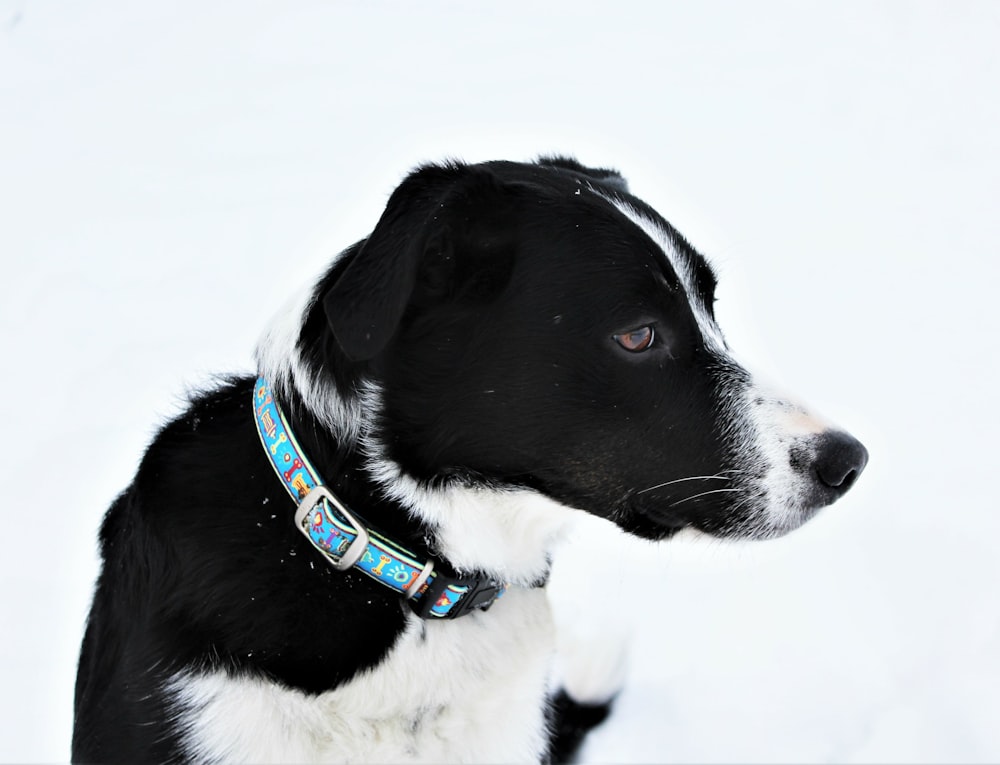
[636,469,746,495]
[667,487,745,508]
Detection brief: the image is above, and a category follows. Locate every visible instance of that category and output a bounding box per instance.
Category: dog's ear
[323,164,521,361]
[536,155,629,193]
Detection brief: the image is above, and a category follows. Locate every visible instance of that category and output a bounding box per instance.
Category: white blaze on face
[602,194,728,355]
[599,191,850,538]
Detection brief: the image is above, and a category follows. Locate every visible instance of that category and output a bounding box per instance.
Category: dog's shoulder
[166,586,556,763]
[74,377,420,762]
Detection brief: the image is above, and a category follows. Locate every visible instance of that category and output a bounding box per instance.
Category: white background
[2,2,999,762]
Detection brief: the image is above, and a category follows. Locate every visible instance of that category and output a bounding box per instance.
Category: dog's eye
[614,326,655,353]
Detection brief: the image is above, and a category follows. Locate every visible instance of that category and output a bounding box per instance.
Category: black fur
[546,691,615,764]
[73,380,417,760]
[321,159,738,537]
[74,157,867,762]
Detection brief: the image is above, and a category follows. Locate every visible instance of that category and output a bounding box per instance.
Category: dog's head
[298,158,866,543]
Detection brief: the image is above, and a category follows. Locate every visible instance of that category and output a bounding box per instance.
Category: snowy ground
[3,2,999,762]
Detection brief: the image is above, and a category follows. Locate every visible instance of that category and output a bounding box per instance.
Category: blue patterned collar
[253,377,506,619]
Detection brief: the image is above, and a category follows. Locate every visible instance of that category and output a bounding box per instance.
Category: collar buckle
[293,486,370,571]
[411,573,505,620]
[256,377,505,620]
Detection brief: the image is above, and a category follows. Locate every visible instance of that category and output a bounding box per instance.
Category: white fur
[262,314,578,588]
[255,280,371,446]
[602,193,846,539]
[361,404,579,586]
[733,383,836,537]
[551,613,629,706]
[167,588,557,764]
[239,195,843,765]
[255,272,580,587]
[603,194,728,355]
[242,267,585,763]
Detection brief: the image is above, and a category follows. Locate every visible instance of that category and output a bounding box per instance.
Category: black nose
[814,431,869,493]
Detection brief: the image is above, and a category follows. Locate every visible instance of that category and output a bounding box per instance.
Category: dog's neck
[254,286,577,588]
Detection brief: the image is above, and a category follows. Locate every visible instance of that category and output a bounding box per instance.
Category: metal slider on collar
[293,486,369,571]
[255,376,506,620]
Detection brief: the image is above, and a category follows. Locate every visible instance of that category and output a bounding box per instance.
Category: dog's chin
[609,504,688,542]
[621,495,830,543]
[696,500,828,541]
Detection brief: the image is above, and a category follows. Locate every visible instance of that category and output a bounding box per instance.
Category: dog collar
[253,377,506,619]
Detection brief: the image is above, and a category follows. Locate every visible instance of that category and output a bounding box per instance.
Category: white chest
[168,588,556,763]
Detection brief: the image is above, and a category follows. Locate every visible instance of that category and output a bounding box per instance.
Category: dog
[72,157,868,763]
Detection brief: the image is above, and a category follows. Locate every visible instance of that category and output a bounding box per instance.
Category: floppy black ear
[323,163,520,361]
[535,155,630,193]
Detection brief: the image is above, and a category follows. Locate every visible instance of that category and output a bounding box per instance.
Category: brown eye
[614,326,655,353]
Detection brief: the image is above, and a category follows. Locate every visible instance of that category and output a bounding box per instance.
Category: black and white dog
[73,157,868,763]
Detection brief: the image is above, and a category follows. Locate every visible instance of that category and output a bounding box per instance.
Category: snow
[2,1,999,761]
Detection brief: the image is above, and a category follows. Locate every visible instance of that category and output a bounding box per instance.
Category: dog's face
[322,158,867,541]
